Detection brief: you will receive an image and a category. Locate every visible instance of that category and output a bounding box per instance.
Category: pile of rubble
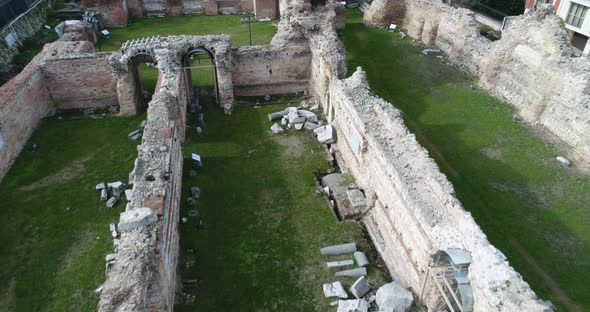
[320,242,413,312]
[268,105,336,144]
[95,181,132,208]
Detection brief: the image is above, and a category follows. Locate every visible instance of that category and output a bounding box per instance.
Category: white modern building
[526,0,590,55]
[554,0,590,55]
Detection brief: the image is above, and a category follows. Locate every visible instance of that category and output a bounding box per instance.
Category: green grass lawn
[0,115,144,311]
[175,103,387,311]
[341,9,590,311]
[98,15,277,52]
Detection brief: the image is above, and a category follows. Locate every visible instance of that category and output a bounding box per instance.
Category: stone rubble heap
[320,242,414,312]
[96,181,133,208]
[268,103,337,144]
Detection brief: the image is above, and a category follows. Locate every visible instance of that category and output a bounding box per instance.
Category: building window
[566,2,588,28]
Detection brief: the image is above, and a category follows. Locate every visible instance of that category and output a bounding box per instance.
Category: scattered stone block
[421,48,441,55]
[354,251,369,267]
[399,31,406,39]
[191,186,200,199]
[111,230,117,239]
[330,300,339,306]
[113,239,120,248]
[182,217,188,223]
[335,267,367,277]
[327,259,355,268]
[321,242,357,256]
[316,125,336,144]
[292,116,306,124]
[140,120,147,130]
[346,189,367,211]
[295,123,304,130]
[187,197,196,206]
[128,130,142,141]
[96,182,106,190]
[125,189,133,201]
[337,299,369,312]
[109,223,116,232]
[304,121,319,130]
[268,109,288,121]
[108,181,124,190]
[100,188,108,201]
[297,110,317,119]
[94,285,104,294]
[310,104,319,111]
[281,117,288,126]
[323,281,348,298]
[556,156,571,167]
[375,282,413,312]
[105,253,117,262]
[119,208,158,232]
[106,197,117,208]
[271,123,285,134]
[350,276,371,298]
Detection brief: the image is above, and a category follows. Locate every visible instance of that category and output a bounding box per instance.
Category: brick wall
[231,45,311,96]
[42,53,118,110]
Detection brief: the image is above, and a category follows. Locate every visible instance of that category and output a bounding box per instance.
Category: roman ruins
[0,0,588,310]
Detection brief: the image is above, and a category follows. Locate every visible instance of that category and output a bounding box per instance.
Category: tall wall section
[231,44,311,96]
[364,1,590,165]
[98,48,185,311]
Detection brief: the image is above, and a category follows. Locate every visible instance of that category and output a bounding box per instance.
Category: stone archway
[110,36,235,116]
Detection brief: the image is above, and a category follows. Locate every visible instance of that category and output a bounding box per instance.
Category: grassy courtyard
[0,115,144,311]
[175,103,386,311]
[341,9,590,311]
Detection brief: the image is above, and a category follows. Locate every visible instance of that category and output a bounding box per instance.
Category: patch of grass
[0,115,144,311]
[341,9,590,311]
[175,103,386,311]
[98,15,277,51]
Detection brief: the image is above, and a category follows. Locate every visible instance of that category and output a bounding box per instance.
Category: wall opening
[133,55,159,106]
[182,47,218,115]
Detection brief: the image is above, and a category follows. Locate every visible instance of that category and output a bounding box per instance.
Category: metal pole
[248,15,252,46]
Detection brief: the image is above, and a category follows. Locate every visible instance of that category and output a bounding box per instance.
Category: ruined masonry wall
[231,45,311,96]
[364,1,590,164]
[98,48,185,311]
[0,63,51,181]
[42,53,118,110]
[328,68,553,312]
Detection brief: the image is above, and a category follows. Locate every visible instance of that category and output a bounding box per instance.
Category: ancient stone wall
[364,1,590,164]
[231,45,311,96]
[99,48,185,312]
[0,0,56,64]
[42,53,118,110]
[328,68,553,311]
[0,61,50,181]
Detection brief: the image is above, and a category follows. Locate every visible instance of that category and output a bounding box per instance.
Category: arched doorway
[182,47,219,111]
[130,53,159,112]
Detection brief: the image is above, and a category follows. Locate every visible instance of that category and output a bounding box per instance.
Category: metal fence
[0,0,38,29]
